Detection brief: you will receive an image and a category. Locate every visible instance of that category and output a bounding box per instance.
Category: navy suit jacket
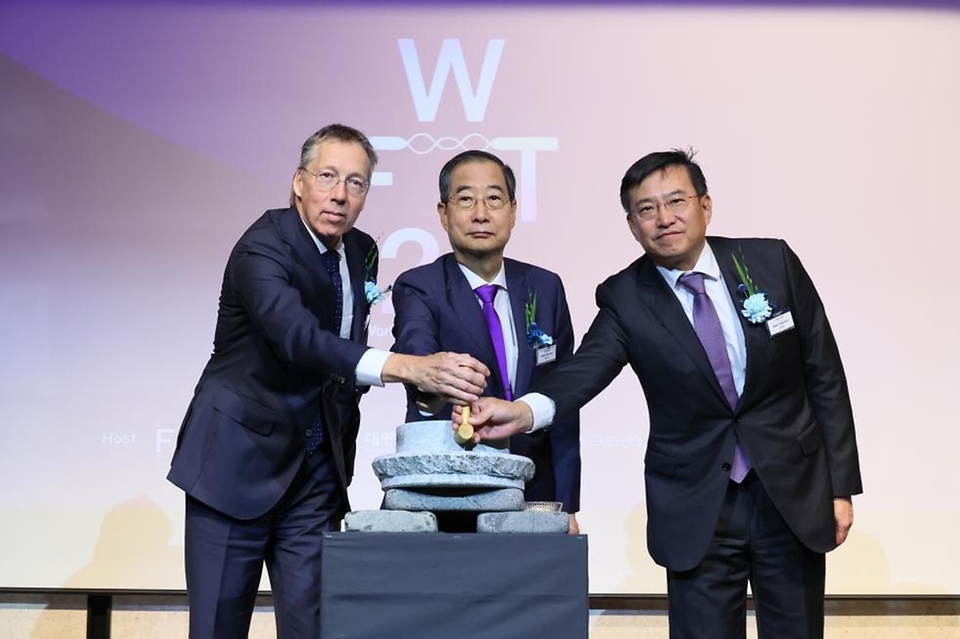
[167,206,376,520]
[536,237,862,569]
[392,254,581,513]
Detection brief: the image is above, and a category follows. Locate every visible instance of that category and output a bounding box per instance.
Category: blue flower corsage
[731,249,775,324]
[524,291,554,346]
[363,240,392,306]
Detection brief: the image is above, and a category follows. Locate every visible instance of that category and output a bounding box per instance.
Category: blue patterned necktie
[475,284,513,401]
[321,250,343,334]
[678,272,752,483]
[307,250,342,456]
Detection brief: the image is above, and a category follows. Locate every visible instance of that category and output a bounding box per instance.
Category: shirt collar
[457,260,508,292]
[300,214,346,261]
[655,241,721,289]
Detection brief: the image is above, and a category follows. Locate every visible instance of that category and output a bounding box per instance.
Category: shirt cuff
[517,392,555,432]
[356,348,390,387]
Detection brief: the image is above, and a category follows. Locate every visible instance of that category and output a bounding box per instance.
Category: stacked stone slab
[342,420,569,533]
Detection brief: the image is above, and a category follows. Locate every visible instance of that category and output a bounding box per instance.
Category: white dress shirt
[655,242,747,397]
[456,261,519,392]
[300,217,388,386]
[416,261,518,417]
[522,241,746,431]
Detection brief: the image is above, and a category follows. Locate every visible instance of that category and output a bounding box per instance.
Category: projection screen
[1,0,959,595]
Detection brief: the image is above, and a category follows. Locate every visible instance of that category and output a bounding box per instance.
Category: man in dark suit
[167,124,490,639]
[391,150,581,531]
[459,149,862,638]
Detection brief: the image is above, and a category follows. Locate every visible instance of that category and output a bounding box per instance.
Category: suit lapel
[443,256,498,362]
[713,238,764,409]
[636,257,731,409]
[343,231,369,343]
[505,260,533,396]
[279,207,339,328]
[280,206,321,271]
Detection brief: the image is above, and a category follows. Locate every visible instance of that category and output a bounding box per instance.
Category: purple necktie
[307,250,342,455]
[475,284,513,401]
[677,272,751,483]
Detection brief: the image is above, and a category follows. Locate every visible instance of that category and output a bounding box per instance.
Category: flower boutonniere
[731,248,775,324]
[524,290,554,346]
[363,241,392,305]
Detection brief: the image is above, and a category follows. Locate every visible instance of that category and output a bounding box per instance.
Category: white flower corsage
[731,249,775,324]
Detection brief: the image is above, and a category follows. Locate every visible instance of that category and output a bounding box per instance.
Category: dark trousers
[184,450,343,639]
[667,473,825,639]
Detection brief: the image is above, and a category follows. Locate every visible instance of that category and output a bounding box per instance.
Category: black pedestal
[320,532,589,639]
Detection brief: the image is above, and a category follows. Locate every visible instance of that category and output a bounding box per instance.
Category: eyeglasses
[446,192,510,211]
[301,168,369,197]
[631,194,699,221]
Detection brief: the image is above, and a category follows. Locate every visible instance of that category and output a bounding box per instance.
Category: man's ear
[293,169,305,202]
[700,193,713,225]
[626,213,643,243]
[437,202,450,232]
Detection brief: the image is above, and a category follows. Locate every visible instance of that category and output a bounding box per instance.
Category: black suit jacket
[392,254,582,512]
[536,237,861,570]
[167,206,376,519]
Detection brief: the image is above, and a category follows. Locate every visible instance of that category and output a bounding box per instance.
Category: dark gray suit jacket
[168,206,376,519]
[537,237,861,570]
[392,254,582,513]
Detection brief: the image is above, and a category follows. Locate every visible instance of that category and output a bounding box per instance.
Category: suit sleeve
[781,241,862,497]
[392,274,442,357]
[541,277,581,513]
[537,279,632,421]
[391,273,445,422]
[229,231,368,379]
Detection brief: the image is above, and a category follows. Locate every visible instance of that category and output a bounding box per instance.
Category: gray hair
[289,124,379,206]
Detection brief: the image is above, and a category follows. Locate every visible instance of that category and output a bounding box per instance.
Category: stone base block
[372,452,535,490]
[383,487,524,512]
[395,419,508,455]
[476,511,570,534]
[343,510,438,532]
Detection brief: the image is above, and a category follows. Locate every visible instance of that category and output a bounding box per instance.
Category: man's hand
[568,513,580,535]
[834,497,854,546]
[452,397,533,442]
[383,353,489,404]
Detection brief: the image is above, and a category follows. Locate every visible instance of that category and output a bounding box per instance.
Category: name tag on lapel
[535,344,557,366]
[766,311,795,338]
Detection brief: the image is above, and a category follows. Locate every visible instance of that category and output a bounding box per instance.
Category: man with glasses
[167,124,490,638]
[458,149,862,638]
[391,150,581,532]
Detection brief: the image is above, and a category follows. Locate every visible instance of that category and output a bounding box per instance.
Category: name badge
[535,343,557,366]
[766,310,795,337]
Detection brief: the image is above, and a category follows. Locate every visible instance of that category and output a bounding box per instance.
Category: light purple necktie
[678,272,751,483]
[475,284,513,401]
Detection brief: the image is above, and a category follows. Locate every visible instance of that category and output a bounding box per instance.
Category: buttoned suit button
[721,462,732,472]
[305,429,313,438]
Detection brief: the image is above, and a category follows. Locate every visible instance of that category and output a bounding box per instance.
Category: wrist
[382,353,413,385]
[517,401,535,433]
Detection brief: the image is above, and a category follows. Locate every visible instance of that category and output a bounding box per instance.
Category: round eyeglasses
[301,168,369,197]
[631,194,699,221]
[446,192,509,211]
